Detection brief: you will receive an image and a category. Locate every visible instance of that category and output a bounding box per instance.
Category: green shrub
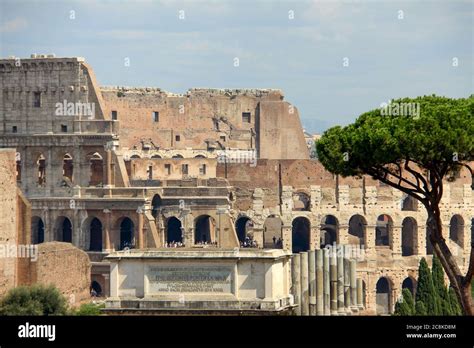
[0,284,67,316]
[71,302,104,316]
[394,289,415,316]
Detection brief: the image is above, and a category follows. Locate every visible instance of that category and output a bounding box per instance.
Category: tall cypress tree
[394,288,415,316]
[448,287,462,316]
[415,301,427,316]
[432,255,451,315]
[415,258,439,315]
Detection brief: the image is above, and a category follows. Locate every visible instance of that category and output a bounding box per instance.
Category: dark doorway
[402,277,416,296]
[235,216,252,243]
[195,215,214,244]
[89,218,103,251]
[376,277,391,315]
[32,217,45,244]
[152,195,162,219]
[91,281,102,296]
[167,217,182,243]
[292,217,310,253]
[120,218,134,250]
[401,217,417,256]
[62,218,72,243]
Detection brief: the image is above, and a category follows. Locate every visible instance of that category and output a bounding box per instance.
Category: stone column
[343,255,351,315]
[47,147,53,195]
[252,227,264,249]
[350,260,358,313]
[338,224,349,245]
[337,250,346,315]
[316,249,324,315]
[310,224,320,250]
[391,225,402,258]
[300,252,309,316]
[356,278,364,310]
[291,254,301,316]
[72,211,81,248]
[103,209,112,252]
[418,224,427,256]
[365,224,377,259]
[282,224,292,251]
[308,250,316,315]
[323,248,330,315]
[330,249,338,315]
[137,211,144,249]
[43,208,52,242]
[103,150,113,197]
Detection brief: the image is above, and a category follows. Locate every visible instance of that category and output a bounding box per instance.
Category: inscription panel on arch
[147,265,233,294]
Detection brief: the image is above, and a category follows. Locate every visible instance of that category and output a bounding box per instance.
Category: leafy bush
[71,302,104,316]
[0,284,67,316]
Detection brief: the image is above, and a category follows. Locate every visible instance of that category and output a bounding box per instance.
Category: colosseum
[0,55,472,314]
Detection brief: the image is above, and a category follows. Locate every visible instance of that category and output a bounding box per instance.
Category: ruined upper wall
[100,86,284,151]
[0,55,106,135]
[0,56,310,160]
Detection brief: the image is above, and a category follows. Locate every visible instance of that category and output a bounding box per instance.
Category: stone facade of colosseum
[0,55,472,314]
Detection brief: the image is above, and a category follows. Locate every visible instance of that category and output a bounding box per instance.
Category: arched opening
[130,154,141,159]
[119,217,135,250]
[88,152,103,186]
[376,214,392,247]
[235,216,252,244]
[401,217,417,256]
[16,152,21,182]
[402,277,416,297]
[401,195,418,211]
[151,154,162,159]
[37,154,46,185]
[151,194,162,219]
[194,155,206,158]
[31,216,44,244]
[89,218,103,251]
[449,215,464,248]
[320,215,338,248]
[62,153,73,182]
[376,277,392,315]
[172,154,184,159]
[348,215,366,247]
[263,215,283,248]
[90,281,102,297]
[166,217,183,244]
[292,192,310,211]
[292,217,310,253]
[55,217,72,243]
[195,215,215,244]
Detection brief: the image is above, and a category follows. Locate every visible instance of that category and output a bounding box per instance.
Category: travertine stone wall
[27,242,91,305]
[0,149,20,297]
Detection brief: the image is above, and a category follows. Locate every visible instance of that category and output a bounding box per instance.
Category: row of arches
[323,214,471,255]
[290,194,418,213]
[31,216,135,251]
[18,152,105,186]
[129,154,207,159]
[162,213,473,253]
[376,276,417,315]
[32,212,473,253]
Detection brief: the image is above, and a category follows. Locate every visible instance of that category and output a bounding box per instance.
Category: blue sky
[0,0,472,133]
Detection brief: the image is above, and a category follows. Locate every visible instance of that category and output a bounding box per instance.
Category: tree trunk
[427,209,473,315]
